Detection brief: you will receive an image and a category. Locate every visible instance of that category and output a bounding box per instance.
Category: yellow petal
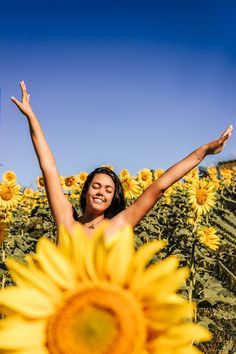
[6,258,62,302]
[132,239,167,271]
[131,256,179,290]
[106,225,134,284]
[36,237,77,290]
[57,223,73,260]
[70,223,89,279]
[84,223,109,282]
[0,316,45,350]
[138,268,189,298]
[150,323,212,348]
[0,287,55,318]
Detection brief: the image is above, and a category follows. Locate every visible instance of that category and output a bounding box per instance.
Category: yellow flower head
[183,168,199,183]
[188,179,216,216]
[36,176,45,190]
[0,181,22,210]
[122,177,142,199]
[76,171,89,184]
[61,175,79,191]
[119,169,131,182]
[0,210,12,224]
[0,223,211,353]
[154,169,165,180]
[137,168,153,189]
[23,188,35,198]
[197,226,220,251]
[2,171,17,184]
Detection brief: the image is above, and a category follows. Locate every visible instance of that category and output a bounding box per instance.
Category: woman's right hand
[11,81,34,117]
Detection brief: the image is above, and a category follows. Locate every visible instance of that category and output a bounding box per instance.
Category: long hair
[78,167,125,218]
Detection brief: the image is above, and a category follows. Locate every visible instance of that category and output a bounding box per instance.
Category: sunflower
[219,166,234,185]
[0,222,9,245]
[0,181,22,210]
[122,177,142,199]
[0,210,12,224]
[137,168,153,189]
[2,171,17,184]
[0,223,211,353]
[197,226,220,251]
[183,168,199,184]
[154,168,165,180]
[23,188,35,198]
[207,166,220,189]
[188,179,216,216]
[61,175,79,191]
[36,176,45,190]
[119,168,131,182]
[76,171,88,184]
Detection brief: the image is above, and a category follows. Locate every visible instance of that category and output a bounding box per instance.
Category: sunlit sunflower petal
[131,256,180,289]
[0,287,55,318]
[6,258,62,302]
[150,323,212,349]
[0,316,45,349]
[36,237,77,290]
[106,225,134,284]
[127,239,167,280]
[69,223,89,279]
[57,224,73,260]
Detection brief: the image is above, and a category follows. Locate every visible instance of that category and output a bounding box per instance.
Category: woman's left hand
[206,124,233,155]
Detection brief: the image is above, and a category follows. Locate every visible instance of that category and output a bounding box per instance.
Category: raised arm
[117,125,233,228]
[11,81,74,229]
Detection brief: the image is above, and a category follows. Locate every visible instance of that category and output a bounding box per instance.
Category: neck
[79,213,105,225]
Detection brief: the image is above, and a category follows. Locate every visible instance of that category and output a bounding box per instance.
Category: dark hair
[79,167,125,218]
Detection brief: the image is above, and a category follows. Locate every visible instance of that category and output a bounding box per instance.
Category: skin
[11,81,233,239]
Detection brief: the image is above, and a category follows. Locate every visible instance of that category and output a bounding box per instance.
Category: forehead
[91,173,115,188]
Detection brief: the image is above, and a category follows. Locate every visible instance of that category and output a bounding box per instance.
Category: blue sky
[0,0,236,188]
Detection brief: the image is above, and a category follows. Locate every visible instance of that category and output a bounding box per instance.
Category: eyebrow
[92,182,114,189]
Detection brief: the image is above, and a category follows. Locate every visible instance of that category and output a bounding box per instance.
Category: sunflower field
[0,161,235,353]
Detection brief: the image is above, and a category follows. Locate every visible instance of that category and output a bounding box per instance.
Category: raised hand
[206,124,233,155]
[11,81,34,117]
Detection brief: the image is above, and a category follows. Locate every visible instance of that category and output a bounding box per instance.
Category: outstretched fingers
[221,124,233,139]
[11,96,23,109]
[20,80,29,102]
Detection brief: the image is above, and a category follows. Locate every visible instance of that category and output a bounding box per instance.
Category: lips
[93,197,105,204]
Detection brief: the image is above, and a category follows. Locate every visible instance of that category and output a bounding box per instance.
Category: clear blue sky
[1,0,236,188]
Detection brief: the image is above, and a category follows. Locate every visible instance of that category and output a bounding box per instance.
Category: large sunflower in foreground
[0,181,22,210]
[0,223,211,353]
[188,179,216,216]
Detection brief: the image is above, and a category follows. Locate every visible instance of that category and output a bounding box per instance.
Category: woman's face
[85,173,115,214]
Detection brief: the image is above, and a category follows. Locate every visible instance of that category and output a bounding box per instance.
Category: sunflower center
[39,178,45,187]
[46,287,145,354]
[196,189,208,205]
[122,181,130,192]
[65,177,74,187]
[1,186,13,201]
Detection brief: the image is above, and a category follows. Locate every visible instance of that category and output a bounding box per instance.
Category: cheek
[107,192,115,203]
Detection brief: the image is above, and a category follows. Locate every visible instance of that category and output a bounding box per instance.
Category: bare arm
[116,125,233,228]
[11,81,74,228]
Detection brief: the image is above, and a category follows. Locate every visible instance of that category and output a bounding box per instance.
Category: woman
[11,81,233,238]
